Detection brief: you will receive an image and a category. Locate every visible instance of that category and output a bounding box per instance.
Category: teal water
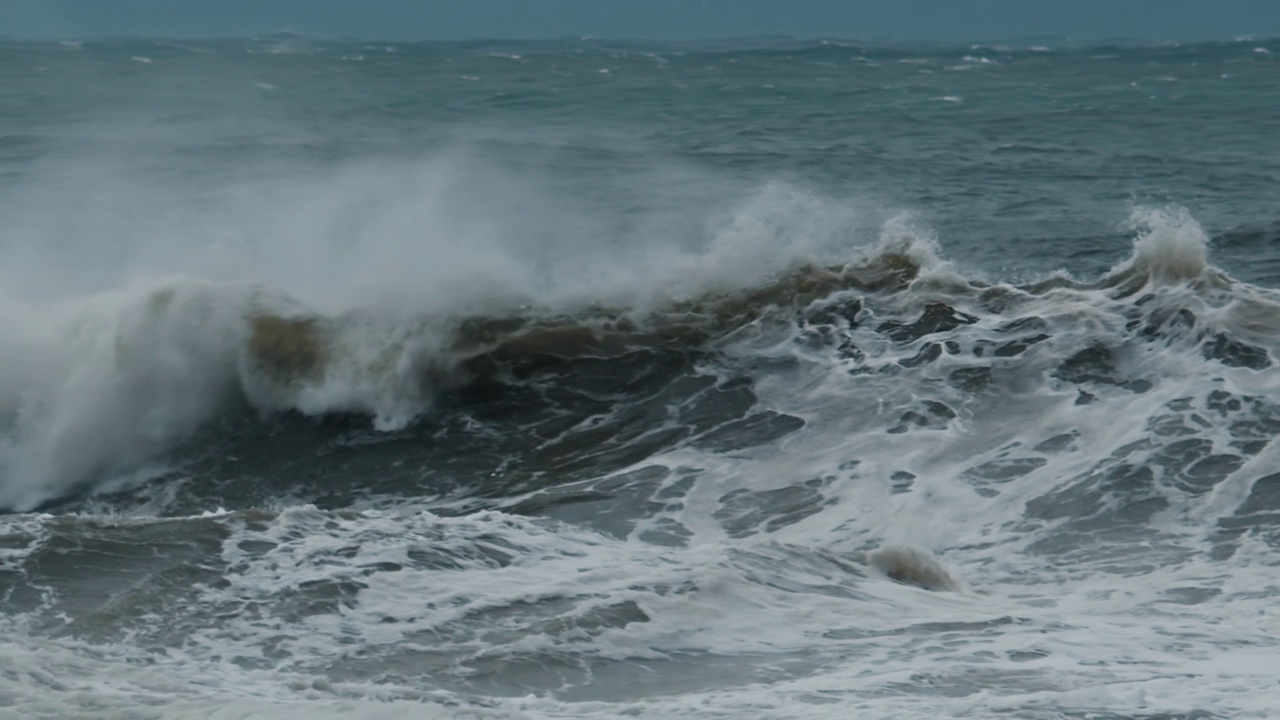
[2,36,1278,281]
[1,36,1279,719]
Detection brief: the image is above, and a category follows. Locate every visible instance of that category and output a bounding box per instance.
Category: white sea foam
[868,545,959,590]
[1125,205,1210,281]
[0,281,251,509]
[0,192,1251,513]
[2,71,1279,719]
[0,144,895,509]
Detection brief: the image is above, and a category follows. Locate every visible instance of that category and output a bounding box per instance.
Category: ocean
[1,34,1279,719]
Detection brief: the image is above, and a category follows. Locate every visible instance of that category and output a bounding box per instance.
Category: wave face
[3,36,1280,719]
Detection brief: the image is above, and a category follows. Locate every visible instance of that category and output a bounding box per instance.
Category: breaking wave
[0,203,1272,512]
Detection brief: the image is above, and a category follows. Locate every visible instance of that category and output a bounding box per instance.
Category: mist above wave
[0,139,867,505]
[0,162,1263,513]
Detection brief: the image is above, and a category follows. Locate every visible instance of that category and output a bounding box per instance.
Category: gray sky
[6,0,1279,41]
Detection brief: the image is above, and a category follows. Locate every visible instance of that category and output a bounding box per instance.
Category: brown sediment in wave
[246,314,327,381]
[668,255,918,326]
[241,257,926,385]
[466,262,887,364]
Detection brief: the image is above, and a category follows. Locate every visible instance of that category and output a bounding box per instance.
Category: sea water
[1,35,1279,718]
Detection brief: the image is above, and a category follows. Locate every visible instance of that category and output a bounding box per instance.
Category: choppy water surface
[1,35,1279,719]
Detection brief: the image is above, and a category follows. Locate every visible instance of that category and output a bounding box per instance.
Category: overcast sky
[6,0,1279,41]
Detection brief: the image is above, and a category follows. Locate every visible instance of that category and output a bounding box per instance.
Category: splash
[1126,205,1210,282]
[0,176,1251,512]
[0,281,253,510]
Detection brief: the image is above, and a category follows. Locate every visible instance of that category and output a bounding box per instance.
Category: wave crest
[0,206,1269,511]
[1127,205,1210,282]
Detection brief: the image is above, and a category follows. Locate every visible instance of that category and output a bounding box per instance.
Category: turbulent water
[2,34,1280,719]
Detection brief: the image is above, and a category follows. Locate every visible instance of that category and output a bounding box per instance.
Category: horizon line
[2,31,1277,46]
